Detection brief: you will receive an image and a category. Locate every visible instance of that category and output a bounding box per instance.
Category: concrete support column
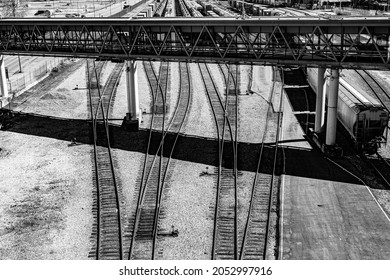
[125,59,140,121]
[325,68,339,146]
[314,67,326,133]
[0,55,8,99]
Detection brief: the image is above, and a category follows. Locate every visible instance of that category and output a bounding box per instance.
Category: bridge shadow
[283,67,359,155]
[282,67,388,189]
[0,109,363,186]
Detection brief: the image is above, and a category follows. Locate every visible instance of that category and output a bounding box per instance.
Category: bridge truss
[1,18,390,69]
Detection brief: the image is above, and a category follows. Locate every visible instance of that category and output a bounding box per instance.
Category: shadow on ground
[1,109,363,185]
[282,67,388,189]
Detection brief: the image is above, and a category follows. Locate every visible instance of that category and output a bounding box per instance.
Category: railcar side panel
[336,90,359,141]
[307,67,389,153]
[357,109,389,144]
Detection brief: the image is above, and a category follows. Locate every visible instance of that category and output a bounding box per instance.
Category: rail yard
[1,0,390,261]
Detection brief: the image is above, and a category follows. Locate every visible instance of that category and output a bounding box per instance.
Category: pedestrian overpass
[1,17,390,149]
[0,17,389,69]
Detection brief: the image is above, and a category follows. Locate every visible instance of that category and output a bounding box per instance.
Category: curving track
[198,62,239,259]
[128,61,192,259]
[355,70,390,113]
[240,67,284,260]
[87,60,125,260]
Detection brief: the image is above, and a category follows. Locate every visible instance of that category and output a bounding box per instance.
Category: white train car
[207,10,219,17]
[307,68,389,153]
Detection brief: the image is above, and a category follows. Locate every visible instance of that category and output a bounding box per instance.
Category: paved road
[279,96,390,259]
[281,162,390,259]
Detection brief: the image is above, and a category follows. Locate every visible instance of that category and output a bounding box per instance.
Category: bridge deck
[1,17,390,69]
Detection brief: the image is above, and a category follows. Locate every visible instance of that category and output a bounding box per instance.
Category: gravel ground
[153,62,218,259]
[0,59,93,259]
[0,58,310,260]
[157,64,278,259]
[17,61,88,119]
[0,132,92,259]
[182,63,216,138]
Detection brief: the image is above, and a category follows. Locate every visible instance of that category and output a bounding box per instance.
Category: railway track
[128,61,191,259]
[365,153,390,187]
[347,70,390,148]
[198,62,239,260]
[87,60,125,260]
[219,63,240,95]
[356,70,390,186]
[240,67,284,260]
[356,70,390,112]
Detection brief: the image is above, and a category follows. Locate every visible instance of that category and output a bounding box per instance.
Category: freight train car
[229,0,278,16]
[307,68,389,154]
[207,10,219,17]
[154,0,168,17]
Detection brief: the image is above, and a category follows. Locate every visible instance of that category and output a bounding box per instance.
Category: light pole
[18,55,22,73]
[10,1,23,73]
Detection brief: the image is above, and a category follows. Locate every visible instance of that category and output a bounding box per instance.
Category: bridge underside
[1,18,390,69]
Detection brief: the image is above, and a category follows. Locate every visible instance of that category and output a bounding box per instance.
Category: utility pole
[18,55,22,73]
[9,0,24,73]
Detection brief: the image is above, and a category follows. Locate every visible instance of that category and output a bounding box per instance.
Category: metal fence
[9,57,65,93]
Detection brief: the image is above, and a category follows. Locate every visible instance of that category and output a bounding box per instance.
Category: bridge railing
[0,18,390,69]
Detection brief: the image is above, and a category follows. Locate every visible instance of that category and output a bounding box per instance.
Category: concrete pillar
[122,59,140,131]
[325,68,339,146]
[0,55,8,99]
[314,67,326,133]
[125,59,140,121]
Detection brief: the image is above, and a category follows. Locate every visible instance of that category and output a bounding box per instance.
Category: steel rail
[354,70,390,133]
[356,70,390,112]
[129,59,191,259]
[153,61,192,256]
[94,61,125,260]
[128,61,166,260]
[86,59,101,260]
[218,63,240,260]
[372,153,390,187]
[87,59,123,259]
[239,66,276,260]
[154,60,168,260]
[233,64,239,261]
[222,64,239,260]
[264,66,284,259]
[199,62,238,259]
[239,66,284,260]
[93,60,123,259]
[198,62,223,260]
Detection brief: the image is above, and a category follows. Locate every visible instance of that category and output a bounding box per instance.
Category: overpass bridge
[0,17,390,69]
[1,17,390,151]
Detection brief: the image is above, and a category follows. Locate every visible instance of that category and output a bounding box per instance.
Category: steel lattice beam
[1,17,390,69]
